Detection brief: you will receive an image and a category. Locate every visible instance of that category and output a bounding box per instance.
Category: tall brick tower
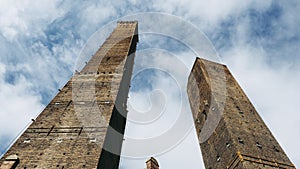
[0,21,138,169]
[187,58,295,169]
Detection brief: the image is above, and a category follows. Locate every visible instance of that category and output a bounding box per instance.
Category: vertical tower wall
[0,21,138,169]
[187,58,295,169]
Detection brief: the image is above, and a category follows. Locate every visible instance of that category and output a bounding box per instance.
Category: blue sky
[0,1,299,168]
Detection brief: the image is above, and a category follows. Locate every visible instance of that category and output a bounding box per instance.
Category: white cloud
[0,63,43,152]
[120,36,205,168]
[150,0,273,27]
[0,0,63,41]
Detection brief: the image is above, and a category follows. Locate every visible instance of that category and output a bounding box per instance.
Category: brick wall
[146,157,159,169]
[0,21,138,169]
[187,58,295,169]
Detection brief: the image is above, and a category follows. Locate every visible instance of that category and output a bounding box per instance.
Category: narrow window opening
[256,142,262,149]
[238,137,244,144]
[203,100,209,106]
[202,110,207,120]
[90,138,96,143]
[273,146,280,152]
[24,138,31,143]
[57,138,63,143]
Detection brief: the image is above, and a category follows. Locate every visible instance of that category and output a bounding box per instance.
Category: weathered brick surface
[146,157,159,169]
[187,58,295,169]
[0,21,138,169]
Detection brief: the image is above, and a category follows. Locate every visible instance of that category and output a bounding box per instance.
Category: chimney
[146,157,159,169]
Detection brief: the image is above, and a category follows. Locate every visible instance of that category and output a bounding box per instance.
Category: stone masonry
[187,58,295,169]
[0,21,138,169]
[146,157,159,169]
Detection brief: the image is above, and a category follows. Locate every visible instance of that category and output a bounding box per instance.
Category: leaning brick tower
[0,21,138,169]
[187,58,295,169]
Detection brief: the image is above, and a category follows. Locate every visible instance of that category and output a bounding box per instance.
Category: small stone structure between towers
[187,58,295,169]
[146,157,159,169]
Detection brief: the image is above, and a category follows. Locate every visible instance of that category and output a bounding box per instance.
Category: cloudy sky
[0,1,299,168]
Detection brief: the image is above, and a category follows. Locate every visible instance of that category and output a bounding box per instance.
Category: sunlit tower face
[0,21,138,169]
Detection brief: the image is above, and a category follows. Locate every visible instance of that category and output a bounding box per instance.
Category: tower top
[116,20,138,42]
[117,20,138,24]
[117,21,138,28]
